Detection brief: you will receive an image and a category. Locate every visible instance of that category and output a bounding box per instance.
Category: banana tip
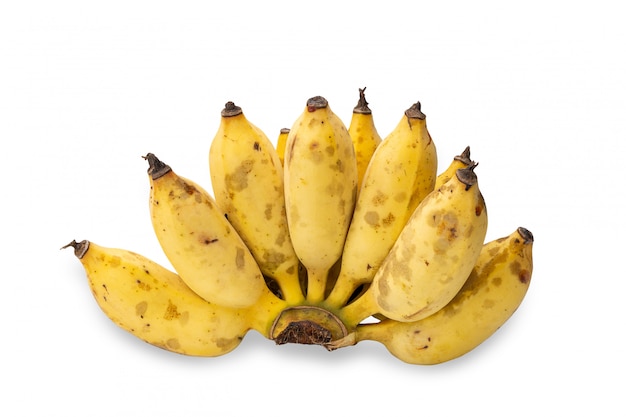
[405,101,426,120]
[456,162,479,190]
[517,227,534,244]
[221,101,243,117]
[306,96,328,111]
[61,239,89,259]
[143,153,171,180]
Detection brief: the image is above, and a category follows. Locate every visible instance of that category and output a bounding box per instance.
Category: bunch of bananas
[64,88,534,365]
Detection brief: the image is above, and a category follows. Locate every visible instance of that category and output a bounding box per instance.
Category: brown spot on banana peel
[135,301,148,317]
[364,211,380,227]
[235,247,246,269]
[518,269,532,284]
[136,279,152,291]
[371,190,388,206]
[382,212,396,227]
[225,160,254,191]
[166,338,181,350]
[163,299,181,320]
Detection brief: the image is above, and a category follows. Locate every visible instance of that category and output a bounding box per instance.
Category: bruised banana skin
[145,153,268,309]
[347,227,534,365]
[326,100,437,308]
[209,102,304,304]
[347,87,382,193]
[63,240,250,357]
[341,164,488,325]
[283,96,358,303]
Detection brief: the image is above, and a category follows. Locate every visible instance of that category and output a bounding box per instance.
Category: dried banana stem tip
[454,146,472,165]
[405,101,426,120]
[456,162,479,190]
[307,96,328,112]
[221,101,243,117]
[353,87,372,114]
[517,227,534,243]
[143,153,171,180]
[61,239,90,259]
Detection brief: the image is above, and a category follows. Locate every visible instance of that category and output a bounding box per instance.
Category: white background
[2,1,624,415]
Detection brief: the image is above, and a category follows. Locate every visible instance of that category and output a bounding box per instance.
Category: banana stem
[246,290,289,338]
[337,287,379,328]
[273,271,306,305]
[306,268,329,304]
[325,277,360,309]
[353,87,372,114]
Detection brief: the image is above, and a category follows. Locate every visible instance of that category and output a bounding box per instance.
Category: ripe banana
[341,163,488,325]
[283,96,358,303]
[145,153,268,309]
[276,127,290,166]
[62,239,250,356]
[326,100,438,308]
[334,227,534,364]
[66,91,534,364]
[348,87,382,192]
[209,102,304,304]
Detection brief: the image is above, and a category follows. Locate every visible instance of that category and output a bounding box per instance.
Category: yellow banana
[348,87,382,192]
[326,100,438,308]
[65,92,535,364]
[337,227,534,364]
[209,102,304,304]
[145,153,267,309]
[276,127,290,166]
[62,239,250,357]
[341,163,488,325]
[283,96,358,303]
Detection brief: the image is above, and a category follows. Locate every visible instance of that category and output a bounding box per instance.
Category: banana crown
[66,89,533,365]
